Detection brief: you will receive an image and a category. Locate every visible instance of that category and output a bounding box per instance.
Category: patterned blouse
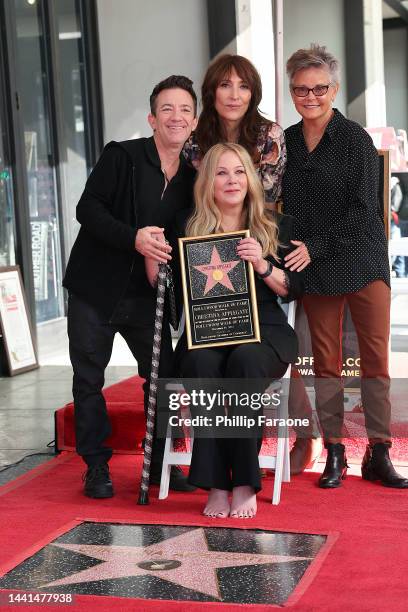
[182,122,287,203]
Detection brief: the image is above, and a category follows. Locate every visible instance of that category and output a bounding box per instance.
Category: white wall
[235,0,275,119]
[282,0,347,128]
[383,27,408,133]
[96,0,210,142]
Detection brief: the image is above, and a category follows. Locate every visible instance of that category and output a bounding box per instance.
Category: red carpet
[1,452,408,611]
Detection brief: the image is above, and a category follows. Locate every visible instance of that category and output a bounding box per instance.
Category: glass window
[0,122,16,267]
[0,36,16,268]
[390,172,408,280]
[55,0,89,256]
[14,0,64,323]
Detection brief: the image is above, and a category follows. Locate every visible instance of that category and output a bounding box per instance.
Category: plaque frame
[0,266,39,375]
[178,230,261,350]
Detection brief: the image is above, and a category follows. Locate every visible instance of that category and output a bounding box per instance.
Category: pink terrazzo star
[42,529,310,599]
[193,247,240,295]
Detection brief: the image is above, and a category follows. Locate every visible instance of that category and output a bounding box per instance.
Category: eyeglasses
[291,84,331,97]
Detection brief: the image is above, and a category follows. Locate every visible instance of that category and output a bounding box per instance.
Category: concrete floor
[0,364,136,470]
[1,293,408,478]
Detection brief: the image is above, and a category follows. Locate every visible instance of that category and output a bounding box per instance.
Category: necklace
[162,157,179,181]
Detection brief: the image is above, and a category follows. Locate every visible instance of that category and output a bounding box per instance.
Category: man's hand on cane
[135,226,172,262]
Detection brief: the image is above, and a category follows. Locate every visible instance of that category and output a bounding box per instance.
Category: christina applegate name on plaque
[178,230,260,349]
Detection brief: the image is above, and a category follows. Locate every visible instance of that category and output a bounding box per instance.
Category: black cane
[137,262,168,505]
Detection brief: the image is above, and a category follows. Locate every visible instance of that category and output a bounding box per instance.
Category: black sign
[178,231,260,349]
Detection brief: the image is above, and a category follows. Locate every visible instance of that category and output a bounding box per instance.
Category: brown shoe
[290,437,323,475]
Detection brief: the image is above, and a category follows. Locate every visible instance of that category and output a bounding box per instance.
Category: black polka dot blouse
[282,109,390,295]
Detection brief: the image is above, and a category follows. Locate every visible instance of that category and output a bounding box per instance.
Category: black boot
[318,443,348,488]
[83,463,114,498]
[149,463,197,492]
[149,443,196,492]
[361,443,408,488]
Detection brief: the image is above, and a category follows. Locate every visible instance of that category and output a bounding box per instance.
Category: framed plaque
[178,230,260,350]
[0,266,39,375]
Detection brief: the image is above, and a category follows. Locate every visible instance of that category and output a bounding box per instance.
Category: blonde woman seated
[146,143,303,518]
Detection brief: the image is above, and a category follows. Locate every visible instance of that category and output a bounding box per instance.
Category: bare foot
[230,485,257,518]
[203,488,230,518]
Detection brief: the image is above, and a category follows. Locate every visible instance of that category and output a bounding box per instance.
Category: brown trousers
[302,280,391,442]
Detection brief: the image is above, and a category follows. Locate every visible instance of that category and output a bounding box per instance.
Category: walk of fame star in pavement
[0,522,328,605]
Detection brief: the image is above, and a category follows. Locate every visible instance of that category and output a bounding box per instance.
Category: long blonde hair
[186,143,279,258]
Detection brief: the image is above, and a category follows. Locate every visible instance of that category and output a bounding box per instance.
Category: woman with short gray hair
[282,44,408,490]
[286,43,340,87]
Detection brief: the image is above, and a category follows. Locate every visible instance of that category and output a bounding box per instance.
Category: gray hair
[286,43,340,85]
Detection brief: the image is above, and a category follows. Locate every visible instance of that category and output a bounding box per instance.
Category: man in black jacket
[63,75,197,498]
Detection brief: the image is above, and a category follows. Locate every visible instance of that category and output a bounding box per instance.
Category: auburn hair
[195,54,270,162]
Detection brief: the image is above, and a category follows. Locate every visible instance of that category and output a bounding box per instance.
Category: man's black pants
[67,293,173,467]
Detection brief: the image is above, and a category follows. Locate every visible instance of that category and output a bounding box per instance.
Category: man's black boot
[149,461,196,492]
[83,463,114,498]
[361,443,408,488]
[318,443,348,488]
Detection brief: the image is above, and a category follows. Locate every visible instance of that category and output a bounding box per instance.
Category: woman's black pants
[179,341,288,492]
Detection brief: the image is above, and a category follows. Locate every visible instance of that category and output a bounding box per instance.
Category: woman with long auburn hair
[146,143,304,518]
[183,54,286,205]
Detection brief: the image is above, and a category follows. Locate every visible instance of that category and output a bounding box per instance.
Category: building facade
[0,0,407,362]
